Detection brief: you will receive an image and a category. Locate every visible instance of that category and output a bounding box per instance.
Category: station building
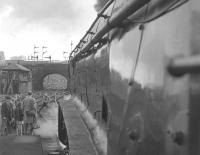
[0,63,32,94]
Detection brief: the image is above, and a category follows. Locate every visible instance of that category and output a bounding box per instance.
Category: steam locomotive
[68,0,199,154]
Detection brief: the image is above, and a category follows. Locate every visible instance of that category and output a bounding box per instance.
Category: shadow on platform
[0,135,43,155]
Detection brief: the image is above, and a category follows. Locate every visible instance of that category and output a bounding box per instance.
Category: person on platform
[14,97,24,135]
[23,91,37,135]
[10,95,17,130]
[39,93,50,113]
[0,96,13,136]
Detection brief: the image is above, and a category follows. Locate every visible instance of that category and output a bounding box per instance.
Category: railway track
[34,89,70,155]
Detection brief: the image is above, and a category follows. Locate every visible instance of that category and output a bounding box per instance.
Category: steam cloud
[73,96,107,155]
[94,0,109,12]
[0,0,96,33]
[35,103,58,137]
[0,0,97,59]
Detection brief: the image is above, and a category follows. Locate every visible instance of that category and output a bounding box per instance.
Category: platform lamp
[42,46,48,60]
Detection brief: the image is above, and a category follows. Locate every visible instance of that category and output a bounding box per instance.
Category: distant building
[0,63,32,94]
[0,51,6,67]
[10,55,26,61]
[43,74,67,90]
[0,51,5,60]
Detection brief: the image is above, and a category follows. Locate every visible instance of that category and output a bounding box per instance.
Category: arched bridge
[12,60,69,90]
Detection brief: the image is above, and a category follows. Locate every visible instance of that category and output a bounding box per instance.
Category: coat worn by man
[23,96,37,124]
[1,100,13,122]
[1,99,13,134]
[14,100,23,122]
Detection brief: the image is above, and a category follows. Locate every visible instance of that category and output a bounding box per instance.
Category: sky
[0,0,97,60]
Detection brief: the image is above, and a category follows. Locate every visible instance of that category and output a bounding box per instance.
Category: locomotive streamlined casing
[70,44,110,125]
[69,0,200,154]
[109,0,199,155]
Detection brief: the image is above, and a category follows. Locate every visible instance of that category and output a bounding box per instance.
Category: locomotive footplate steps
[0,135,43,155]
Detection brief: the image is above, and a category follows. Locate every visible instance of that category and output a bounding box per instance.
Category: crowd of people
[0,91,38,136]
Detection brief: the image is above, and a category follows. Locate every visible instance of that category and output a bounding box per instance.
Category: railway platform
[59,96,97,155]
[0,92,97,155]
[0,135,43,155]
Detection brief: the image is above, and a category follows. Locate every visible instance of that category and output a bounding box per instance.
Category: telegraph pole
[44,55,51,62]
[31,55,38,61]
[71,41,73,53]
[63,51,69,60]
[34,45,39,56]
[42,46,48,60]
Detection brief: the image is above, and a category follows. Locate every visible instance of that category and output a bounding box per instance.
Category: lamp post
[43,54,51,86]
[63,51,69,60]
[70,41,73,52]
[43,55,51,85]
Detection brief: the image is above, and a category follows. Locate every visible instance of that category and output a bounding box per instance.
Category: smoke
[73,96,107,155]
[34,103,58,137]
[0,0,97,60]
[35,94,107,154]
[0,0,96,33]
[94,0,109,12]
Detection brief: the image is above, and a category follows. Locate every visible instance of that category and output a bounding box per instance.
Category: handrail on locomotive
[69,0,149,62]
[69,0,188,64]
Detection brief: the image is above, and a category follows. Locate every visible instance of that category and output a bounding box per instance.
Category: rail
[35,90,71,155]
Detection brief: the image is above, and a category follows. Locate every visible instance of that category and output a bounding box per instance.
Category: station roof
[2,63,30,72]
